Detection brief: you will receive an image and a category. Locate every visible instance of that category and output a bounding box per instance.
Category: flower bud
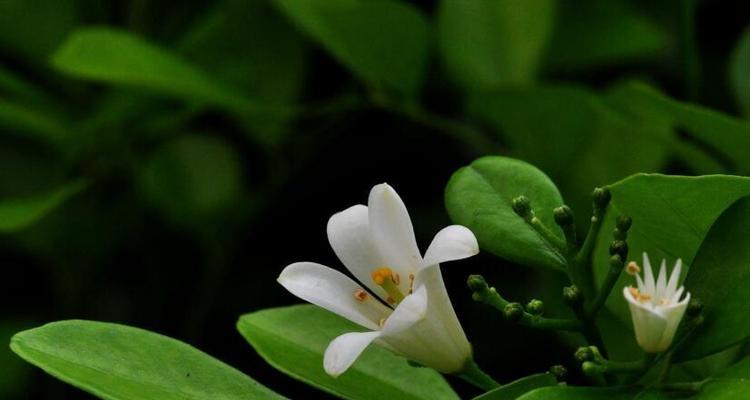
[609,240,628,259]
[549,365,567,382]
[575,346,594,362]
[581,361,602,376]
[526,299,544,315]
[503,302,524,322]
[553,205,574,227]
[687,298,704,318]
[616,215,632,232]
[562,285,583,306]
[592,187,611,209]
[512,196,533,219]
[467,274,488,292]
[609,254,624,271]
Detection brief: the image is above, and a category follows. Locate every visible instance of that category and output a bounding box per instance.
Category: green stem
[469,277,582,331]
[585,257,624,318]
[456,359,500,391]
[528,217,567,256]
[575,212,605,269]
[656,379,708,393]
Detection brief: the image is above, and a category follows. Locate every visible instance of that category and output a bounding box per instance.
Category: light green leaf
[678,197,750,360]
[730,26,750,116]
[0,180,86,233]
[271,0,429,96]
[445,156,566,270]
[545,0,666,70]
[518,386,640,400]
[592,174,750,337]
[474,373,557,400]
[11,320,283,400]
[52,28,256,114]
[238,305,459,400]
[437,0,556,91]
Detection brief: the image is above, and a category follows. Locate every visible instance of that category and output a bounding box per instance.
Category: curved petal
[382,285,428,334]
[368,184,422,283]
[421,225,479,268]
[655,259,668,299]
[664,259,682,299]
[278,262,391,330]
[324,331,381,377]
[642,253,656,296]
[327,204,387,299]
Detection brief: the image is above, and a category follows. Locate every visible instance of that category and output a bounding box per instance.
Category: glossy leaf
[52,28,256,113]
[678,197,750,360]
[271,0,429,96]
[518,386,639,400]
[474,373,557,400]
[445,156,566,270]
[238,305,459,400]
[592,174,750,332]
[0,181,86,233]
[11,320,283,400]
[437,0,556,90]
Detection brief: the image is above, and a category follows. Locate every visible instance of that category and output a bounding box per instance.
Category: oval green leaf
[0,180,86,233]
[238,304,459,400]
[473,373,557,400]
[445,156,566,270]
[10,320,283,400]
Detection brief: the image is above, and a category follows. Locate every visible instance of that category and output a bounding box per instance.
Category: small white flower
[278,183,477,377]
[623,252,690,353]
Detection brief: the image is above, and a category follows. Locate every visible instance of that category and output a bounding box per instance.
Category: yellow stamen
[371,266,405,305]
[626,261,641,276]
[628,287,651,303]
[353,288,368,302]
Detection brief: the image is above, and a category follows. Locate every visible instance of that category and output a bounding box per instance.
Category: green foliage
[10,320,282,400]
[437,0,556,91]
[0,181,86,233]
[730,27,750,116]
[238,305,459,400]
[473,373,557,400]
[271,0,429,97]
[445,156,566,270]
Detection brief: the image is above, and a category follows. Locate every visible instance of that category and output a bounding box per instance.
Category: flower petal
[324,331,381,377]
[421,225,479,268]
[382,285,428,334]
[655,259,668,299]
[368,184,422,281]
[642,253,656,295]
[327,204,387,298]
[665,259,682,299]
[278,262,391,330]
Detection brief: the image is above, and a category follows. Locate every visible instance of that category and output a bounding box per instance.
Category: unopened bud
[575,346,594,362]
[562,285,583,306]
[504,302,524,322]
[582,361,602,376]
[687,298,704,317]
[526,299,544,315]
[512,196,533,219]
[467,274,488,292]
[549,365,567,382]
[592,187,611,209]
[553,205,574,227]
[609,254,624,271]
[609,240,628,259]
[616,215,632,232]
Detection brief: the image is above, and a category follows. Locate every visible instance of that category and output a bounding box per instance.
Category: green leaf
[0,180,86,233]
[518,386,640,400]
[0,0,78,63]
[437,0,556,91]
[52,28,256,114]
[592,174,750,338]
[271,0,429,97]
[238,305,459,400]
[137,135,243,226]
[544,0,666,70]
[10,320,283,400]
[445,156,566,270]
[730,26,750,116]
[473,373,557,400]
[0,320,33,398]
[678,196,750,360]
[0,100,70,147]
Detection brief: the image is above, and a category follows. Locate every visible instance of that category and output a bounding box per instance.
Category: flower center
[372,267,405,306]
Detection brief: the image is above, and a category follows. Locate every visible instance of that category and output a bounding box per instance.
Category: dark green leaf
[437,0,556,91]
[271,0,429,97]
[0,181,86,233]
[238,305,459,400]
[445,156,566,270]
[0,0,78,63]
[679,196,750,360]
[518,386,640,400]
[730,27,750,116]
[0,100,70,147]
[474,373,557,400]
[11,320,283,400]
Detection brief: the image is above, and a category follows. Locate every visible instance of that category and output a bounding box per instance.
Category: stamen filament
[372,267,405,305]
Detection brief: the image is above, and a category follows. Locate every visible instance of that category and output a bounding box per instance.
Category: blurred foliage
[1,0,750,398]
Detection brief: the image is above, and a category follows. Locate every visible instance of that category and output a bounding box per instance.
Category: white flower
[278,183,478,377]
[623,252,690,353]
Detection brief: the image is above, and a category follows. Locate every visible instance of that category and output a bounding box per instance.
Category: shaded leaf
[0,180,86,233]
[474,373,557,400]
[729,26,750,116]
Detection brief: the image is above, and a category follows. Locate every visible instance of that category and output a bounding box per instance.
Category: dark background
[2,0,750,398]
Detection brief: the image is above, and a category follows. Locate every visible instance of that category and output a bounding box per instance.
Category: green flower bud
[503,302,524,322]
[609,240,628,259]
[467,274,488,292]
[512,196,533,218]
[575,346,594,363]
[549,365,568,382]
[616,215,633,232]
[562,285,583,306]
[592,187,611,209]
[553,205,574,227]
[526,299,544,315]
[687,298,704,317]
[609,254,624,271]
[581,361,602,376]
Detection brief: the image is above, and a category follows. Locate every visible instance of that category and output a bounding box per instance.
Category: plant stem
[456,359,500,391]
[528,217,568,256]
[585,256,624,318]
